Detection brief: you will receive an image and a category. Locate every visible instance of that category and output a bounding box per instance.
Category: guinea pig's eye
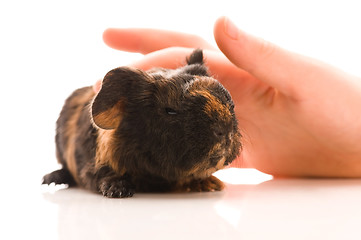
[165,108,177,115]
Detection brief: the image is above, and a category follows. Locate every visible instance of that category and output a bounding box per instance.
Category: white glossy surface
[3,169,361,240]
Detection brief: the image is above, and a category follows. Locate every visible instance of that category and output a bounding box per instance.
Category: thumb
[214,17,312,97]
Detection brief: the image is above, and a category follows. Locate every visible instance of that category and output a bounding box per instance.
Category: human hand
[100,17,361,177]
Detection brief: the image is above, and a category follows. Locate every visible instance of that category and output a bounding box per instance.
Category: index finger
[103,28,217,54]
[129,47,262,101]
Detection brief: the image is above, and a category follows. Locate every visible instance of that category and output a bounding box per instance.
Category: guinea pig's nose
[214,127,227,139]
[214,124,233,140]
[215,130,225,138]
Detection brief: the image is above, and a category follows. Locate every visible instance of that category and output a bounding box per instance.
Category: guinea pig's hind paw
[99,178,135,198]
[42,168,75,186]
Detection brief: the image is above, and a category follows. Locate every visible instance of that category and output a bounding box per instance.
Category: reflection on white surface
[3,169,361,240]
[214,201,242,228]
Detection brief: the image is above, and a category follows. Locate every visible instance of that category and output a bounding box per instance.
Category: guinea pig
[42,49,241,198]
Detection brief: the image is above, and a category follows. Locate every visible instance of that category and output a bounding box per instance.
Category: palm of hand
[236,61,361,177]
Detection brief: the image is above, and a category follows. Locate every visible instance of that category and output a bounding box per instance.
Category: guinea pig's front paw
[186,175,225,192]
[98,177,135,198]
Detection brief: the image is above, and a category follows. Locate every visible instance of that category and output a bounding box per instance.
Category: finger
[128,47,191,69]
[93,47,259,98]
[129,47,266,108]
[93,79,102,93]
[103,28,217,54]
[214,16,323,97]
[129,47,257,90]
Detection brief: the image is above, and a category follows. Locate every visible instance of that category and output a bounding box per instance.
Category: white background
[1,1,361,239]
[1,0,361,175]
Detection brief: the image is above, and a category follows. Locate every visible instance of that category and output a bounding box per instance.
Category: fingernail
[224,17,239,40]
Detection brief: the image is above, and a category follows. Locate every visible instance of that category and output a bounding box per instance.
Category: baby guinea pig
[42,49,241,198]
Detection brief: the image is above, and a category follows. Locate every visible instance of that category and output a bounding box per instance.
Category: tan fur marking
[190,89,232,121]
[186,159,226,180]
[92,101,123,129]
[193,156,226,180]
[95,129,126,175]
[64,88,95,184]
[184,141,228,181]
[95,129,116,167]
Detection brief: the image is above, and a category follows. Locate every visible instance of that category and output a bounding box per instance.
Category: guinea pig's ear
[91,67,150,129]
[184,49,209,76]
[186,49,204,65]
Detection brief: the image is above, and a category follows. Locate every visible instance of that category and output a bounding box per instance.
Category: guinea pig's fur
[42,49,241,198]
